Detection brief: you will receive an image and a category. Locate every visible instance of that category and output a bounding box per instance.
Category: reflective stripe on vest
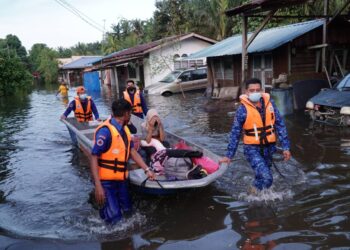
[74,96,93,122]
[94,119,131,180]
[240,93,276,145]
[123,90,143,114]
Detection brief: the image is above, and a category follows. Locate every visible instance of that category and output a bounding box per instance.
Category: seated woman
[141,109,168,149]
[138,109,166,166]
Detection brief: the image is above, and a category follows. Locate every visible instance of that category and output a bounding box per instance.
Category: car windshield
[159,71,182,83]
[334,74,350,91]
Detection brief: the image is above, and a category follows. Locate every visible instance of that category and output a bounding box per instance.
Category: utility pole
[322,0,329,72]
[102,19,106,41]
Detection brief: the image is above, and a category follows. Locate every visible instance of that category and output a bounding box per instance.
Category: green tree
[103,18,153,54]
[57,46,72,57]
[28,43,48,72]
[37,48,59,83]
[2,34,27,60]
[70,42,102,55]
[0,50,32,96]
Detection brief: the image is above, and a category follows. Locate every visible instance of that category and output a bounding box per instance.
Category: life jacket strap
[98,159,127,173]
[245,130,274,137]
[245,125,273,133]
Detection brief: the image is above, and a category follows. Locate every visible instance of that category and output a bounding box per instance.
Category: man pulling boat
[220,78,291,193]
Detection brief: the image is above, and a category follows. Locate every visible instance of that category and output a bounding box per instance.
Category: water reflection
[236,205,278,250]
[0,93,31,200]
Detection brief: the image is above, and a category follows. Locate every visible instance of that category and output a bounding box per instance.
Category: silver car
[144,67,208,96]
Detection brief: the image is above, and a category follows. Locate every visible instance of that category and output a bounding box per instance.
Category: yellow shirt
[58,85,68,96]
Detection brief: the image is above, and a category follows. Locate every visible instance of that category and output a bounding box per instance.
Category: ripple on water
[238,187,294,203]
[70,211,148,240]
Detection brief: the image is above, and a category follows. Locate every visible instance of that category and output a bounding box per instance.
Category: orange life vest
[74,96,93,122]
[240,93,276,145]
[94,119,131,181]
[123,90,143,114]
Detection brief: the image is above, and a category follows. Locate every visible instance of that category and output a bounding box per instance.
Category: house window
[253,54,273,87]
[214,58,233,80]
[128,64,137,78]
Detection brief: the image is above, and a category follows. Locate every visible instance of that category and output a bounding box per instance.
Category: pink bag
[192,156,219,174]
[174,140,219,174]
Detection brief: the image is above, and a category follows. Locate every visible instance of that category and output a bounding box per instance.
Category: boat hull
[61,116,228,194]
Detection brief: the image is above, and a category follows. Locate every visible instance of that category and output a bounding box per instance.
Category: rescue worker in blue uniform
[60,86,100,122]
[90,99,155,224]
[220,78,291,192]
[123,80,148,118]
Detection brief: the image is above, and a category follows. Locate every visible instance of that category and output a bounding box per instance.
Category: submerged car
[305,74,350,125]
[144,67,207,96]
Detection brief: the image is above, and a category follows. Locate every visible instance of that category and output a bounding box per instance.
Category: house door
[252,54,273,89]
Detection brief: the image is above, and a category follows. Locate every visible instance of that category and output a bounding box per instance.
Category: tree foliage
[70,41,102,55]
[0,50,32,96]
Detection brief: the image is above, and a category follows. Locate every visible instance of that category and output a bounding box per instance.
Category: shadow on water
[0,88,350,249]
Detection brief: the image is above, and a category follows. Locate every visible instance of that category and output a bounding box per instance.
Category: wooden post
[322,0,329,72]
[241,14,248,89]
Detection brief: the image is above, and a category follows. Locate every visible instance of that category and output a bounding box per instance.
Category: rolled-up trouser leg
[244,146,273,190]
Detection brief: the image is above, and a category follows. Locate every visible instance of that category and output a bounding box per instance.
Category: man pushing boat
[90,99,155,224]
[220,78,291,193]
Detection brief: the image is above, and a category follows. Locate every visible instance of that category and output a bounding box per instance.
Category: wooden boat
[61,116,228,194]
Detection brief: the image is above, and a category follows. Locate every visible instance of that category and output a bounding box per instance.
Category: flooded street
[0,84,350,249]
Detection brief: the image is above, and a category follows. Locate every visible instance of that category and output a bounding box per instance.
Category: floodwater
[0,84,349,249]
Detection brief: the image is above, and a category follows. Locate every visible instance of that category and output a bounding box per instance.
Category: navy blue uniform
[63,98,99,120]
[226,98,290,190]
[92,118,134,224]
[123,92,148,118]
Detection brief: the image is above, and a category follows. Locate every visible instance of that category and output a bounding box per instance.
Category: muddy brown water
[0,84,349,249]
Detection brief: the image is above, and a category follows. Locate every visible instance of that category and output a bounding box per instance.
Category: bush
[0,52,32,96]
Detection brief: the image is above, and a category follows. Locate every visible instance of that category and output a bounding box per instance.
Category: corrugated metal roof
[62,56,102,69]
[188,19,324,59]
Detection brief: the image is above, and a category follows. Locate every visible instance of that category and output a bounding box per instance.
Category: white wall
[143,37,212,87]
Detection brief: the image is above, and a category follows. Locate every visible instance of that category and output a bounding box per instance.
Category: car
[305,73,350,126]
[144,67,208,96]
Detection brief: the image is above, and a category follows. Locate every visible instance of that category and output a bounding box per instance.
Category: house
[59,56,102,87]
[91,33,216,92]
[188,18,350,103]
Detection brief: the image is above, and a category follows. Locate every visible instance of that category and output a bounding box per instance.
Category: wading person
[56,81,69,97]
[90,99,155,224]
[60,86,100,122]
[123,80,148,118]
[220,78,291,193]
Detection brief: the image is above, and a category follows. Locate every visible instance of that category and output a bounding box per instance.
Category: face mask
[127,87,136,93]
[248,92,262,103]
[79,94,87,100]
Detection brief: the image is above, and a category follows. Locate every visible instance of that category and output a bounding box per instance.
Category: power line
[54,0,104,33]
[59,0,104,30]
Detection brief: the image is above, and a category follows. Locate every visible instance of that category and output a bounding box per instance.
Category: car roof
[180,67,207,72]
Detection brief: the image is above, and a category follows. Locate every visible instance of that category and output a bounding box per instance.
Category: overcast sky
[0,0,156,50]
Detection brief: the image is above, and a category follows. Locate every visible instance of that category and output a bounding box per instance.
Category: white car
[144,67,208,96]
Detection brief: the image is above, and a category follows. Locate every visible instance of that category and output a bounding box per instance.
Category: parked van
[144,67,207,96]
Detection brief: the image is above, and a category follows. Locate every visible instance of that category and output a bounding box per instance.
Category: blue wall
[83,71,100,92]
